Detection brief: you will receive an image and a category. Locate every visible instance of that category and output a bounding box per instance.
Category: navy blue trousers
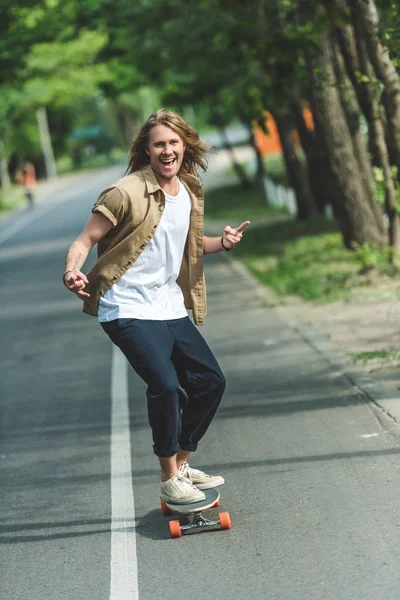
[101,316,226,457]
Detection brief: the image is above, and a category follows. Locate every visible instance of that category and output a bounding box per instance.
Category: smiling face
[147,124,186,189]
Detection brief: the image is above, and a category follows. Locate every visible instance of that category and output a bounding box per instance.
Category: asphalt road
[1,166,400,600]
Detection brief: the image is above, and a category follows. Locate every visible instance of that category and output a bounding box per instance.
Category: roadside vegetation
[205,183,286,223]
[2,0,400,269]
[351,349,400,363]
[207,182,400,305]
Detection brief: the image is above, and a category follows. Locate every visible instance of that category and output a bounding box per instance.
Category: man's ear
[145,147,150,156]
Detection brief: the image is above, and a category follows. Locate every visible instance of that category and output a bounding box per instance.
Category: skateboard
[160,487,232,538]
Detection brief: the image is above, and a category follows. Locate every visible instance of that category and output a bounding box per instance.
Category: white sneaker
[160,474,206,504]
[178,462,225,490]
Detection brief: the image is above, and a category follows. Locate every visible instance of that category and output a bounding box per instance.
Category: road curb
[294,320,400,428]
[226,252,400,429]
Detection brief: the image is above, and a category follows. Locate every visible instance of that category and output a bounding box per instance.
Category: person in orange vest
[17,161,36,208]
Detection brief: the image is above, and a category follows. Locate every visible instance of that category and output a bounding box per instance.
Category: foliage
[204,183,286,222]
[353,242,378,273]
[224,185,399,302]
[351,348,400,363]
[373,166,400,210]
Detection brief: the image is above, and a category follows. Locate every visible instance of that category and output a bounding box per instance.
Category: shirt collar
[141,164,202,195]
[141,165,161,194]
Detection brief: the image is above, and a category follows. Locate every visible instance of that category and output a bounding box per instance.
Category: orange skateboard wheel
[161,501,172,516]
[169,520,182,538]
[219,512,232,530]
[213,499,220,507]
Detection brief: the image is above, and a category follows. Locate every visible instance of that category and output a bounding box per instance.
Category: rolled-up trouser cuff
[179,442,198,452]
[153,444,181,458]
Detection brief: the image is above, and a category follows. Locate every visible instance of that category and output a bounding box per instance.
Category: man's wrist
[63,270,73,285]
[221,236,232,251]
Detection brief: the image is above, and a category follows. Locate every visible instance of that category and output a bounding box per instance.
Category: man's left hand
[222,221,250,249]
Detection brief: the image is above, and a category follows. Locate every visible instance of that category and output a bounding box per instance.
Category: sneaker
[178,462,225,490]
[160,474,206,504]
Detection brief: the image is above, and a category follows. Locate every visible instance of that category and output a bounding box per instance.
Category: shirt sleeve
[92,186,127,227]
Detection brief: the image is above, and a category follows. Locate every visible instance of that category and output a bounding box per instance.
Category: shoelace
[174,474,197,491]
[179,463,208,479]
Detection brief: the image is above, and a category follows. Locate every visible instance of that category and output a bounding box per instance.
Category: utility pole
[0,139,12,199]
[36,106,57,179]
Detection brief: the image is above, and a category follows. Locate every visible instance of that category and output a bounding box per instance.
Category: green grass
[231,212,400,303]
[351,349,400,363]
[205,183,287,221]
[0,187,26,214]
[236,218,355,302]
[56,148,126,175]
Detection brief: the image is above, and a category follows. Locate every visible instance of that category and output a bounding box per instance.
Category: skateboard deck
[165,487,219,513]
[160,487,231,538]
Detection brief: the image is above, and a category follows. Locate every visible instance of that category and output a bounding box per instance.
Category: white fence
[263,175,333,219]
[263,176,297,216]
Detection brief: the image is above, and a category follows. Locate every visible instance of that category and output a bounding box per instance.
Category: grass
[205,182,400,304]
[351,349,400,363]
[56,148,126,175]
[0,187,26,215]
[205,183,287,221]
[236,218,358,302]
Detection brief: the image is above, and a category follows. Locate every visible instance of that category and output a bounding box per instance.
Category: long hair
[126,108,210,178]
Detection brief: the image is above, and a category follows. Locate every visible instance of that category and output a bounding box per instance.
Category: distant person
[63,108,250,504]
[17,161,36,208]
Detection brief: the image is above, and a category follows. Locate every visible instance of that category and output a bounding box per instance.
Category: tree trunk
[350,8,400,248]
[217,126,253,189]
[331,32,384,228]
[246,122,265,188]
[271,110,316,220]
[0,140,12,200]
[237,108,266,192]
[354,0,400,176]
[307,25,384,248]
[36,107,57,179]
[291,86,342,216]
[211,109,253,189]
[335,0,398,206]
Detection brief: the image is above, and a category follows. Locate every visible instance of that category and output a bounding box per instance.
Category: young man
[63,109,249,504]
[17,160,36,208]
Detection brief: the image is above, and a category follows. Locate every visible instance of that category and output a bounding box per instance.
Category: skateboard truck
[169,509,231,538]
[161,488,232,538]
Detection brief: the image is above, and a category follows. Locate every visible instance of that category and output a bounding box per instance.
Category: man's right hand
[63,271,90,298]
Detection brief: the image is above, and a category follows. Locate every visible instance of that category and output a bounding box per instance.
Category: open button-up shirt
[82,165,207,325]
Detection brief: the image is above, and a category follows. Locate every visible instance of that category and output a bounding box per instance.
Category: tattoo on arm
[65,244,85,272]
[71,252,83,271]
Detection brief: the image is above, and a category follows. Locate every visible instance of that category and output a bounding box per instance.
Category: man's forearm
[203,236,226,254]
[65,239,91,273]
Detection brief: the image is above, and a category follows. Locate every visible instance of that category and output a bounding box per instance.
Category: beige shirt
[82,165,207,325]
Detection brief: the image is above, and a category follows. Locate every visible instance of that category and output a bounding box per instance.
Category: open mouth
[161,158,176,168]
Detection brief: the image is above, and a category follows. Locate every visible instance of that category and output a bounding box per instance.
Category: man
[16,160,36,208]
[63,109,249,504]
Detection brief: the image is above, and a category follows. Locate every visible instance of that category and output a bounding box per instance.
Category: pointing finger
[237,220,250,233]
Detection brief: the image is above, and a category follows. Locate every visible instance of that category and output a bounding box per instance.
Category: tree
[307,7,385,248]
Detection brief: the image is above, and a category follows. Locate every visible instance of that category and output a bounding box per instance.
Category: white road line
[110,345,139,600]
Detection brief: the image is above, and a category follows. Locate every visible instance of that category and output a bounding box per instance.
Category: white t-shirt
[98,180,191,322]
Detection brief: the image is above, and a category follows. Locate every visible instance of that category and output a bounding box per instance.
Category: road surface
[1,164,400,600]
